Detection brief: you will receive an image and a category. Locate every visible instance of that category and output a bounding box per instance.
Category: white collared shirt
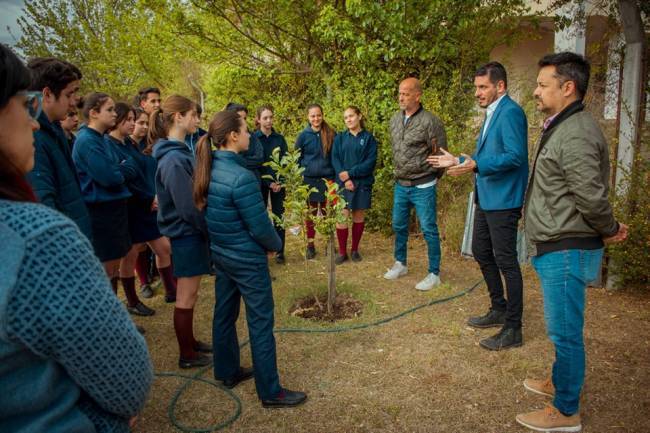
[481,93,506,140]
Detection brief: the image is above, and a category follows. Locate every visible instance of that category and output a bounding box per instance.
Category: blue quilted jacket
[205,151,281,264]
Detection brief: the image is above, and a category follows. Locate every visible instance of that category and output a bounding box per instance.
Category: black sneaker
[275,253,286,265]
[467,309,505,329]
[261,388,308,408]
[178,353,212,369]
[306,246,316,260]
[335,254,348,265]
[221,367,254,389]
[127,302,155,317]
[350,251,362,262]
[194,340,213,353]
[140,284,154,299]
[479,326,523,351]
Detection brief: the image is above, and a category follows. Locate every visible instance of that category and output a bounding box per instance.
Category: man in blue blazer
[429,62,528,350]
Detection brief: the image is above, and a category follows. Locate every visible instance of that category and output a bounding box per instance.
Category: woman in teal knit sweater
[0,44,152,433]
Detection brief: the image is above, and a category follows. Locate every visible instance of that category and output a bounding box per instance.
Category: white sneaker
[415,273,441,291]
[383,261,408,280]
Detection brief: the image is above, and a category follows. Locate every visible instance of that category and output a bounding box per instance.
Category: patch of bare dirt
[289,292,363,321]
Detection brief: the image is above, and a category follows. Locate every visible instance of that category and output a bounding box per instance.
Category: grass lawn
[131,232,650,433]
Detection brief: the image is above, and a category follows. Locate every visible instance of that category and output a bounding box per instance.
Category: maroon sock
[351,221,365,252]
[134,251,150,286]
[110,277,119,295]
[120,276,140,307]
[306,219,316,244]
[174,307,197,359]
[336,227,348,255]
[158,265,177,298]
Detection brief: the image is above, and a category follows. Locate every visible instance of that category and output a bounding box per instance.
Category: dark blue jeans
[391,182,441,274]
[532,248,604,415]
[212,256,281,400]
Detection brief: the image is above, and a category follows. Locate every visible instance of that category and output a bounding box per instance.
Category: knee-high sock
[305,219,316,245]
[174,307,196,359]
[110,277,119,295]
[351,221,365,252]
[158,265,177,298]
[134,250,150,286]
[120,276,140,307]
[336,227,348,255]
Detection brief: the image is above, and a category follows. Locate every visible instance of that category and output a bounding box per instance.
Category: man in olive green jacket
[516,52,628,433]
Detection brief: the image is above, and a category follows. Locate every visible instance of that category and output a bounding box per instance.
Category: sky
[0,0,25,46]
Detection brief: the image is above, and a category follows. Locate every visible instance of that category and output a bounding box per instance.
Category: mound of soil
[289,293,363,322]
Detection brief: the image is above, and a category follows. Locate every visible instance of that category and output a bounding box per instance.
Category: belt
[396,174,436,187]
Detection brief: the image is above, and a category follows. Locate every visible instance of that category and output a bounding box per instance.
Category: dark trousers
[471,206,523,329]
[261,184,286,254]
[212,256,281,400]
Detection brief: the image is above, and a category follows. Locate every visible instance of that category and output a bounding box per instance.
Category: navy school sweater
[152,138,207,238]
[331,129,378,187]
[71,126,136,203]
[107,135,157,200]
[254,128,288,186]
[294,125,335,179]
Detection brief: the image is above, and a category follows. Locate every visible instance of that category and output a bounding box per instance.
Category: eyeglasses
[19,91,43,120]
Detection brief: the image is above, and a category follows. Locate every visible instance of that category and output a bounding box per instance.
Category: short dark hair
[27,57,82,97]
[475,61,507,88]
[225,102,247,113]
[0,44,31,110]
[538,52,590,99]
[135,86,161,105]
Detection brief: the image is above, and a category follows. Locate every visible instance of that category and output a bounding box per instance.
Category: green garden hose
[153,278,483,432]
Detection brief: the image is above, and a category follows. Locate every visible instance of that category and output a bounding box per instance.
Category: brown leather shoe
[516,404,581,432]
[524,377,555,397]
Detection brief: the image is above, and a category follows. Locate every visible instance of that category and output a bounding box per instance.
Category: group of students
[0,42,385,431]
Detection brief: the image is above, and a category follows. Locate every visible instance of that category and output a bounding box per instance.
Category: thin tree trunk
[327,233,336,315]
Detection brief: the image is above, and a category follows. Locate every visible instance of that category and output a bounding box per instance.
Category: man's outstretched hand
[447,154,476,176]
[427,148,459,168]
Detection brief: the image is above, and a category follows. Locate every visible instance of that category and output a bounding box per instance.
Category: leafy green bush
[607,154,650,289]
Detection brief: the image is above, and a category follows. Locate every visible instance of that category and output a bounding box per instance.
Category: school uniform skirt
[87,199,131,262]
[170,234,212,277]
[341,182,373,210]
[304,176,334,203]
[127,196,161,243]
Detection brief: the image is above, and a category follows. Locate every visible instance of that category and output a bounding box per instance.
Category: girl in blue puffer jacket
[193,110,307,408]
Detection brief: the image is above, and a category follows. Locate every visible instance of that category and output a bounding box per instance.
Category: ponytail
[193,134,212,210]
[307,103,334,155]
[146,94,196,153]
[320,120,335,155]
[192,110,243,210]
[145,108,165,154]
